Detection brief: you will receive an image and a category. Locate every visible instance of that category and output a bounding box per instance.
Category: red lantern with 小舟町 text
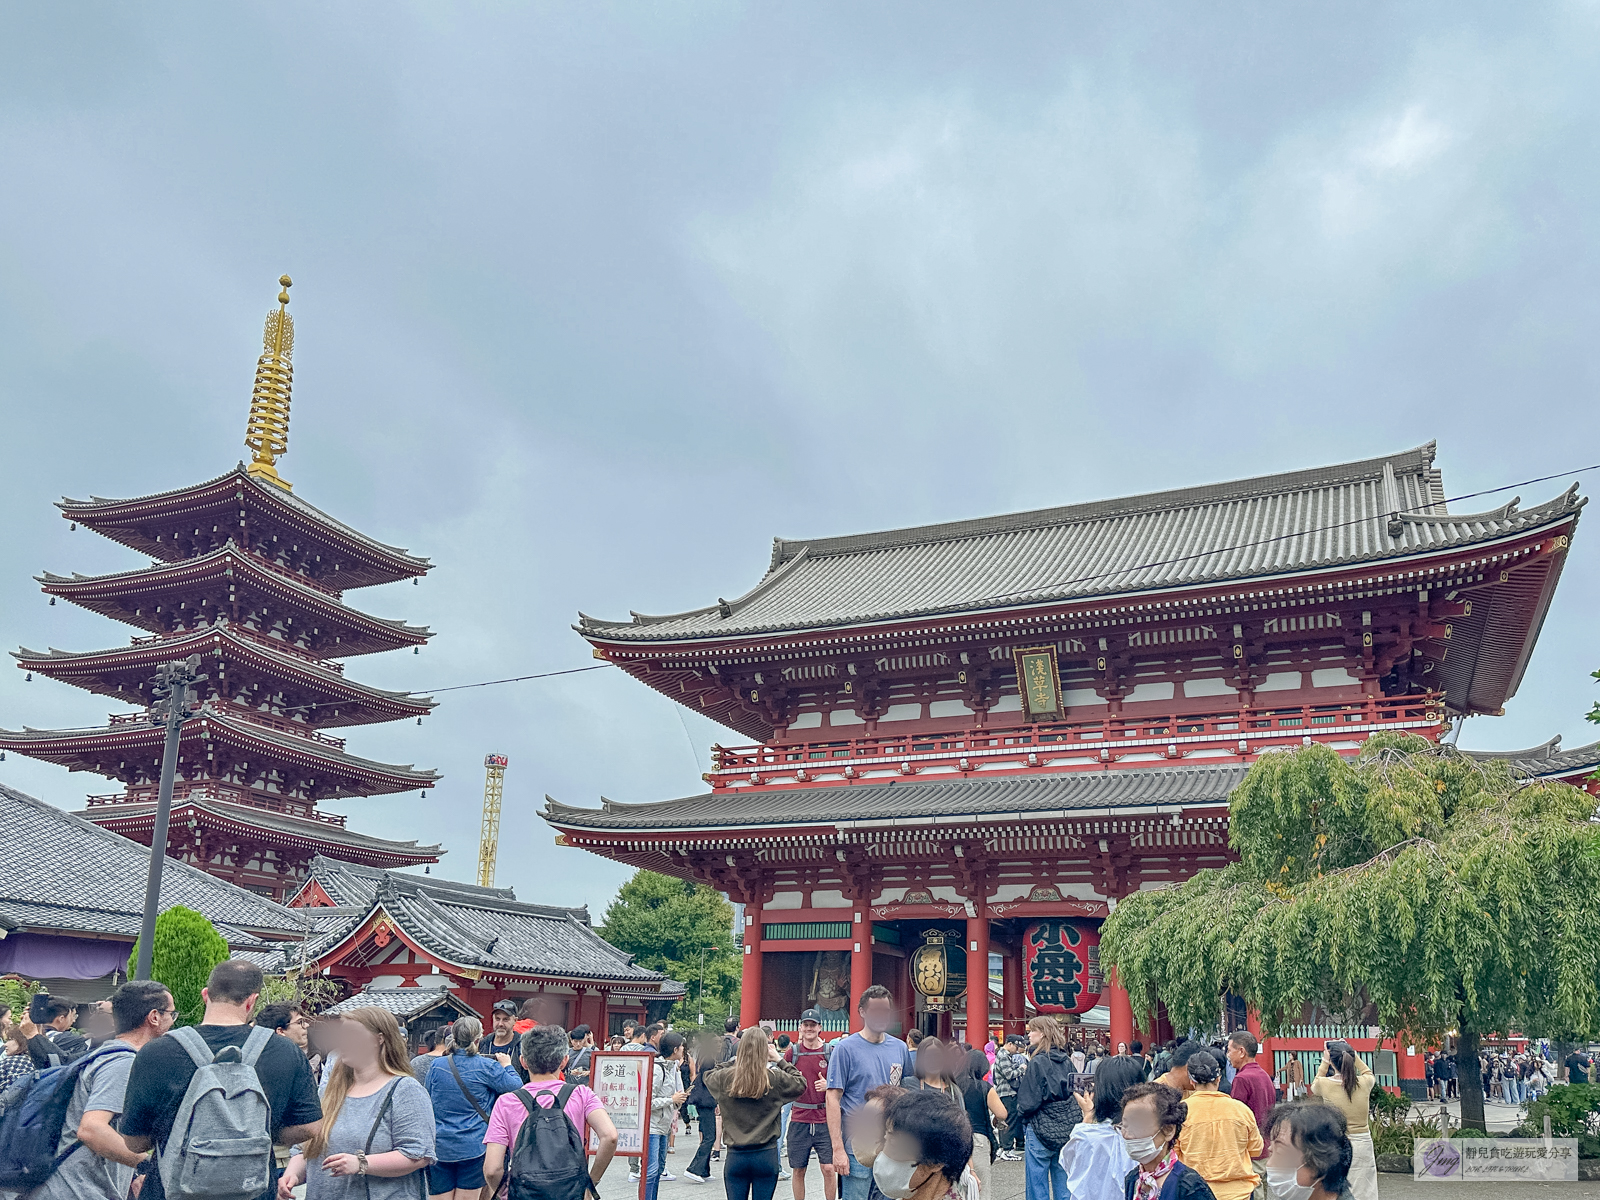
[1022,919,1103,1016]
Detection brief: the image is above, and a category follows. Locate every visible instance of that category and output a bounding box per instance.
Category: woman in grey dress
[278,1006,436,1198]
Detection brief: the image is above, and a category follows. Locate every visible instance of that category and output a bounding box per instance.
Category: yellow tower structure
[244,274,296,491]
[478,754,509,887]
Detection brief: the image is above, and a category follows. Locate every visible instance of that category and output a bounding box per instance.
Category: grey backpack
[159,1025,276,1200]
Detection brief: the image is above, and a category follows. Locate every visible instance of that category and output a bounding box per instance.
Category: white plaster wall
[1126,682,1176,702]
[880,703,923,722]
[1183,677,1238,698]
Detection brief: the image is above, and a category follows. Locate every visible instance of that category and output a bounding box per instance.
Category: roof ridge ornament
[244,275,296,492]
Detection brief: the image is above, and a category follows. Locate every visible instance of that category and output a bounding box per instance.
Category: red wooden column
[739,901,763,1030]
[965,915,990,1046]
[1108,968,1134,1054]
[1002,943,1025,1036]
[849,905,873,1033]
[1396,1034,1425,1096]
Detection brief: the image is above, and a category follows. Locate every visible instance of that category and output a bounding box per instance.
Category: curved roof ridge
[60,464,430,569]
[587,546,815,632]
[772,443,1440,564]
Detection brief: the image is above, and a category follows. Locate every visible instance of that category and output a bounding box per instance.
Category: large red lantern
[1022,920,1103,1016]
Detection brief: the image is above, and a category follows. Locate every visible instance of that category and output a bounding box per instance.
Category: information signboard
[588,1050,653,1157]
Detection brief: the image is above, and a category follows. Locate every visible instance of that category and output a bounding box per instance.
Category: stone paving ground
[598,1134,1599,1200]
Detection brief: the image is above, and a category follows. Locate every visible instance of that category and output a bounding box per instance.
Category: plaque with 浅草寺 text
[1012,645,1064,720]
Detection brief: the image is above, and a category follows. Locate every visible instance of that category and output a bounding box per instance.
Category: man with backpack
[1,980,172,1200]
[118,960,321,1200]
[784,1010,835,1200]
[482,1024,619,1200]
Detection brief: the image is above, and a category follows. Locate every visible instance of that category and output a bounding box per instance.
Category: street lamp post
[134,655,206,982]
[697,946,718,1026]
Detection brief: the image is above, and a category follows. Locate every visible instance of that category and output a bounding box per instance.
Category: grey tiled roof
[78,795,443,860]
[578,443,1585,642]
[544,764,1247,832]
[300,859,684,991]
[0,781,308,944]
[1461,735,1600,780]
[326,987,480,1020]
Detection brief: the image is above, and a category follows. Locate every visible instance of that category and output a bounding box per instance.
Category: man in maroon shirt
[786,1009,837,1200]
[1225,1031,1276,1151]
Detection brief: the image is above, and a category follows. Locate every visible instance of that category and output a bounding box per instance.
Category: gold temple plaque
[1012,645,1064,720]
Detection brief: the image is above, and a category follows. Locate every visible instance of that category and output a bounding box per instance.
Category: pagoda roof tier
[15,625,435,729]
[39,545,431,657]
[81,795,443,868]
[0,706,439,800]
[579,443,1583,645]
[59,465,429,589]
[1462,735,1600,785]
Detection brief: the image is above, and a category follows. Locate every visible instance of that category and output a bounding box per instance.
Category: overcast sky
[2,2,1597,915]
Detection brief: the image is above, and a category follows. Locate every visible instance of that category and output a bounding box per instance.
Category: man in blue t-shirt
[825,985,915,1200]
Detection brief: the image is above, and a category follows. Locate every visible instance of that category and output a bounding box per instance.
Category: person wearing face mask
[1056,1055,1143,1200]
[1114,1082,1217,1200]
[1261,1101,1354,1200]
[872,1089,975,1200]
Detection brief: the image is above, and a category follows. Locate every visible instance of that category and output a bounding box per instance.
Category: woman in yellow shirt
[1309,1044,1376,1200]
[1173,1050,1262,1200]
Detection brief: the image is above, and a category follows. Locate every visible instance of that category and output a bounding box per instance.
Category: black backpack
[507,1084,600,1200]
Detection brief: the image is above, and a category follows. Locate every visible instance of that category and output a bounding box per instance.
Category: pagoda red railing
[85,781,349,827]
[707,692,1444,789]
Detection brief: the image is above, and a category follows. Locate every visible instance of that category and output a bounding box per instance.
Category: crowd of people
[1421,1044,1583,1105]
[3,965,1596,1200]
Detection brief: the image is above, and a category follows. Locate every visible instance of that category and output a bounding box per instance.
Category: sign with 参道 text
[588,1051,652,1156]
[1413,1138,1578,1182]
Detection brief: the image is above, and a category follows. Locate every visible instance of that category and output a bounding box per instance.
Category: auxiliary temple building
[545,443,1584,1094]
[0,278,442,900]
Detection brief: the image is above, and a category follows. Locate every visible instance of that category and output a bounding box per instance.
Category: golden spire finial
[244,274,296,491]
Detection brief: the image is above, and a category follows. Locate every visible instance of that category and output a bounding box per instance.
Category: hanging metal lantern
[1022,919,1104,1016]
[909,928,967,1013]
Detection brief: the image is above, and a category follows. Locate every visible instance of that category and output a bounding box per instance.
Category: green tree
[1100,732,1600,1132]
[599,870,741,1028]
[0,976,39,1022]
[127,906,230,1025]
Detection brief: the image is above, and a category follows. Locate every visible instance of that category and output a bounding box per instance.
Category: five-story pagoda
[1,277,443,900]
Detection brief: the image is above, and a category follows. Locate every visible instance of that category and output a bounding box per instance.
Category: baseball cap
[492,999,518,1015]
[799,1008,825,1023]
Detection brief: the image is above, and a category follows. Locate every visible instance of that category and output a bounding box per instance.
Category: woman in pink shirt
[483,1024,619,1198]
